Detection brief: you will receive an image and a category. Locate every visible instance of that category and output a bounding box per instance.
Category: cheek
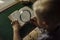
[37,20,48,29]
[42,21,48,29]
[37,20,42,27]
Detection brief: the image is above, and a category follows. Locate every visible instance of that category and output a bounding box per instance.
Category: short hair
[33,0,60,31]
[33,0,53,21]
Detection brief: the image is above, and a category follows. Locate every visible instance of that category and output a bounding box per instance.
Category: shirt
[37,28,49,40]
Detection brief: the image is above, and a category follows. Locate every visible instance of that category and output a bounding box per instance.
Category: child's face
[33,0,52,29]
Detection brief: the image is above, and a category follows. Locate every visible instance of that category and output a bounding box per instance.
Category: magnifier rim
[20,10,31,22]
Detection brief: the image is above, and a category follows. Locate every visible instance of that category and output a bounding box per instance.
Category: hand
[30,17,39,27]
[11,20,21,31]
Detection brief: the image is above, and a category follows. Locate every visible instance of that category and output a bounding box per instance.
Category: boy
[12,0,60,40]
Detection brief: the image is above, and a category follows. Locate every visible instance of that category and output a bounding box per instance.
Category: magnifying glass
[8,6,35,26]
[20,10,31,22]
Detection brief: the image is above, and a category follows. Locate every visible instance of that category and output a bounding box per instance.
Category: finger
[11,20,19,25]
[30,17,37,23]
[11,19,17,24]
